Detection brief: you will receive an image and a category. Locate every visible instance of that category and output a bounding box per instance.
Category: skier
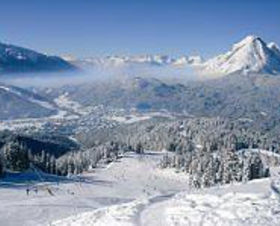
[26,188,30,196]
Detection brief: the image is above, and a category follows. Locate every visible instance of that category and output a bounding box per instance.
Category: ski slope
[0,152,188,226]
[1,151,280,226]
[53,157,280,226]
[53,178,280,226]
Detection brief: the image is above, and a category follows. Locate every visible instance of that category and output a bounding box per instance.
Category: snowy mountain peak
[203,35,280,76]
[236,35,260,44]
[231,35,265,52]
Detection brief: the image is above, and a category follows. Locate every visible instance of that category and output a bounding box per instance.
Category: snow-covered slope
[0,152,188,226]
[0,83,56,120]
[52,160,280,226]
[53,184,280,226]
[1,150,279,226]
[0,42,77,74]
[203,35,280,76]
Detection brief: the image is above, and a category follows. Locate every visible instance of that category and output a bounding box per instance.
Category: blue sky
[0,0,279,58]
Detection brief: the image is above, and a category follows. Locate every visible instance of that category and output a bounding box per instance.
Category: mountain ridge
[66,54,203,68]
[0,42,78,74]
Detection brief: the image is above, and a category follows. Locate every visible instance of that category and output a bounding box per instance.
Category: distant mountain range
[66,35,280,77]
[0,42,77,74]
[65,54,203,68]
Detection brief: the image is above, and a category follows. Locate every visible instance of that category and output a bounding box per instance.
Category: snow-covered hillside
[0,83,57,120]
[203,35,280,76]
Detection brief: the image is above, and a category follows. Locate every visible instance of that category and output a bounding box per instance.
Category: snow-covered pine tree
[222,148,240,184]
[250,153,264,179]
[3,141,29,171]
[241,151,251,183]
[50,155,56,175]
[202,155,216,187]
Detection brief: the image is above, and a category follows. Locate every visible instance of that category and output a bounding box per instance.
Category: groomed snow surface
[0,152,188,226]
[1,152,280,226]
[53,181,280,226]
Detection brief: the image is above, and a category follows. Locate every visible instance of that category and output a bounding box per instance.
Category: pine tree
[0,157,3,176]
[67,157,74,176]
[136,142,144,154]
[50,155,56,175]
[216,159,224,185]
[46,153,51,173]
[250,154,264,179]
[3,141,29,171]
[222,148,240,184]
[202,156,215,187]
[41,150,46,169]
[242,154,251,183]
